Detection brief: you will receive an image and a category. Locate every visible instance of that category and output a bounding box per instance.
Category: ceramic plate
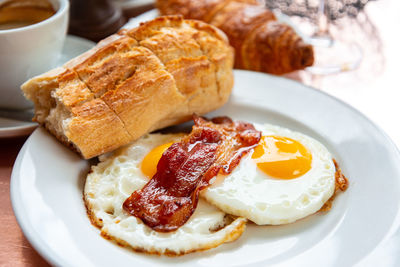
[0,35,95,138]
[11,70,400,266]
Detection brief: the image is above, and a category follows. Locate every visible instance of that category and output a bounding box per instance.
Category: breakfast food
[156,0,314,74]
[84,116,348,255]
[122,116,260,232]
[85,133,246,255]
[21,16,234,159]
[201,123,336,225]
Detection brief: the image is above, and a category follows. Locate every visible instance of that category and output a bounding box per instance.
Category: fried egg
[85,122,337,254]
[84,133,246,256]
[202,123,336,225]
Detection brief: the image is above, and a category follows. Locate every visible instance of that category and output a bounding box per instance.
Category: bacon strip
[123,115,261,232]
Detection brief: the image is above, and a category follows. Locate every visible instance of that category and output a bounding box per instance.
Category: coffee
[0,0,55,30]
[0,0,68,109]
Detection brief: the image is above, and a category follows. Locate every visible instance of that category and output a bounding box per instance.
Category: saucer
[0,35,95,138]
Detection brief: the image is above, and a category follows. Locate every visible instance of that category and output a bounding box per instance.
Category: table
[1,0,399,265]
[0,137,50,266]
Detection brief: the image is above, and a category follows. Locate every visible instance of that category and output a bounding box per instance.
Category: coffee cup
[0,0,69,110]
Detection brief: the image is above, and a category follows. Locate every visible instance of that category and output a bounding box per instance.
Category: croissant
[22,16,234,159]
[156,0,314,74]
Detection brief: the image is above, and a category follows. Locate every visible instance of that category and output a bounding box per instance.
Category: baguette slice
[22,16,234,159]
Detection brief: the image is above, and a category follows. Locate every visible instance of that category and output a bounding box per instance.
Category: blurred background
[66,0,398,136]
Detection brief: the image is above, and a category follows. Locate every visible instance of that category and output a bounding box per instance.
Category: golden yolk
[251,136,312,179]
[141,142,174,178]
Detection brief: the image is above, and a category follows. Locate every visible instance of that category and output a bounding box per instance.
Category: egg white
[201,124,336,225]
[84,133,246,255]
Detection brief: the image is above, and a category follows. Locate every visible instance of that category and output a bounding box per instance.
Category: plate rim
[10,137,65,267]
[10,70,400,266]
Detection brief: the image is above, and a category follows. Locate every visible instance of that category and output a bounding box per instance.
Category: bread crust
[155,0,258,23]
[157,0,314,74]
[210,1,276,68]
[241,21,314,74]
[67,99,133,158]
[125,16,233,128]
[22,16,234,159]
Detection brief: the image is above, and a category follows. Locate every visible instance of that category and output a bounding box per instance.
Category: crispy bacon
[123,115,261,232]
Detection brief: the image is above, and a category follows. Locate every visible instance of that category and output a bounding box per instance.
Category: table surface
[1,0,399,266]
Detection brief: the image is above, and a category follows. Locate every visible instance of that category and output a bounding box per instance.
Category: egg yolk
[141,142,174,178]
[251,136,312,179]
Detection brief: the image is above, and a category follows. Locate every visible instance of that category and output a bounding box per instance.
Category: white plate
[112,0,154,10]
[11,70,400,266]
[0,35,95,138]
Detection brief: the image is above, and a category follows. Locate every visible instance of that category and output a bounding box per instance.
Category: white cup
[0,0,69,110]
